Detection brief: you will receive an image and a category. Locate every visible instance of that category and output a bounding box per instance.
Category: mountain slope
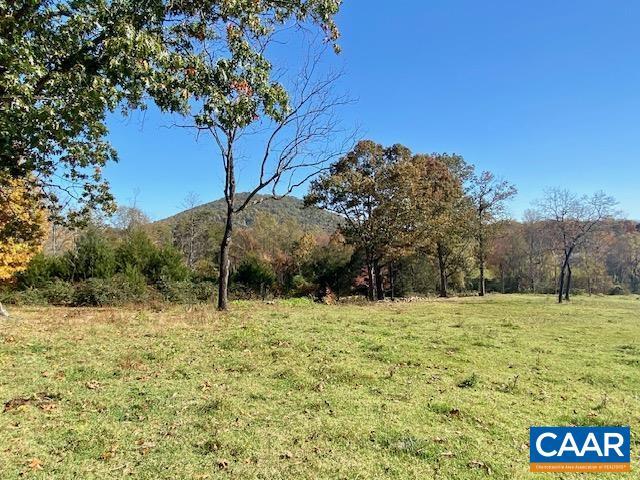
[156,193,340,232]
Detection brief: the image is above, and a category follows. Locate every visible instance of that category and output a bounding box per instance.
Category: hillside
[155,193,341,232]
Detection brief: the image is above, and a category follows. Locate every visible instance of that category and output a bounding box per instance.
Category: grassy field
[0,295,638,479]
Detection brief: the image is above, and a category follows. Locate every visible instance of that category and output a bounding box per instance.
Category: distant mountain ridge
[155,193,341,232]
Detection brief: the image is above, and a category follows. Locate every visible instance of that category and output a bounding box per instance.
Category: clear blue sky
[105,0,640,220]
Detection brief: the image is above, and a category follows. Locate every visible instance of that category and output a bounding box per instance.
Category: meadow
[0,295,638,479]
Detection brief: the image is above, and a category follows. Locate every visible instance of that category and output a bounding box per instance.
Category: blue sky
[105,0,640,220]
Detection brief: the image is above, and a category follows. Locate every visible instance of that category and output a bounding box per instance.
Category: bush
[121,265,147,297]
[609,285,628,296]
[233,255,275,295]
[72,279,115,306]
[157,279,196,303]
[18,253,71,288]
[290,274,315,297]
[157,278,215,303]
[193,281,216,302]
[65,229,116,280]
[41,280,75,305]
[116,229,156,274]
[0,288,48,306]
[147,246,190,283]
[72,276,151,306]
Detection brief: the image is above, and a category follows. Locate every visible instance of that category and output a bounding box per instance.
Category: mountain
[155,193,341,232]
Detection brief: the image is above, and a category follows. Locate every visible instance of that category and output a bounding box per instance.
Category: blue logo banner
[530,426,631,473]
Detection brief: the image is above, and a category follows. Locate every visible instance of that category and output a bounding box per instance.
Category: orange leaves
[27,458,43,471]
[230,79,253,97]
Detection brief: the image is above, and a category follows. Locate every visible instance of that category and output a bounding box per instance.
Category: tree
[521,210,552,293]
[468,171,517,296]
[575,229,615,295]
[1,0,173,221]
[423,153,475,297]
[171,4,346,309]
[215,69,346,309]
[427,154,473,297]
[381,152,464,298]
[607,232,640,293]
[64,229,116,281]
[3,1,342,303]
[434,218,475,297]
[487,220,527,293]
[535,189,617,303]
[301,232,353,299]
[305,140,399,301]
[0,175,47,316]
[172,192,204,269]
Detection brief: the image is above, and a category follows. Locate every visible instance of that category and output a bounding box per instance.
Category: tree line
[3,138,632,309]
[0,1,632,312]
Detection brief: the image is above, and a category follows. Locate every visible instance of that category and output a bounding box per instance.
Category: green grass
[0,295,639,479]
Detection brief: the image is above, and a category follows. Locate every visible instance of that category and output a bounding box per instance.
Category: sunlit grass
[0,295,638,478]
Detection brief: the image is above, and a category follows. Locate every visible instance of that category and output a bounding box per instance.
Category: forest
[2,139,635,309]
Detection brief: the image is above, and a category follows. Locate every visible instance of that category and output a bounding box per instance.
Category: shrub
[1,288,48,306]
[301,243,353,298]
[41,280,74,305]
[65,229,116,280]
[18,253,71,288]
[72,277,147,306]
[290,274,315,297]
[156,278,194,303]
[609,285,628,296]
[157,278,215,303]
[115,229,156,274]
[115,229,189,284]
[234,255,275,295]
[73,279,115,306]
[193,281,216,302]
[147,246,190,283]
[121,265,147,297]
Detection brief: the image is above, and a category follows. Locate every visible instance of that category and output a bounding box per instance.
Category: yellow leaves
[0,240,40,280]
[0,175,46,282]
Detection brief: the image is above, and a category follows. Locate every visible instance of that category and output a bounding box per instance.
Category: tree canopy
[1,0,341,222]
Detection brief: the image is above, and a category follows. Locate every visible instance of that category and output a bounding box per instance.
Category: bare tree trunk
[217,146,235,311]
[217,208,233,310]
[478,241,486,296]
[558,258,567,304]
[0,302,8,317]
[437,243,448,298]
[501,263,505,294]
[564,262,572,302]
[389,262,396,300]
[374,259,384,300]
[531,270,536,294]
[366,255,375,301]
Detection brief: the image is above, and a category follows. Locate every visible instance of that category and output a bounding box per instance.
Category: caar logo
[530,426,631,472]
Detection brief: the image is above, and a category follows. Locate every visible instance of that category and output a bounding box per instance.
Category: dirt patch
[3,392,60,412]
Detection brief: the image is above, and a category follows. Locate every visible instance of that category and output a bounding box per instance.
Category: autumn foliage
[0,176,46,282]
